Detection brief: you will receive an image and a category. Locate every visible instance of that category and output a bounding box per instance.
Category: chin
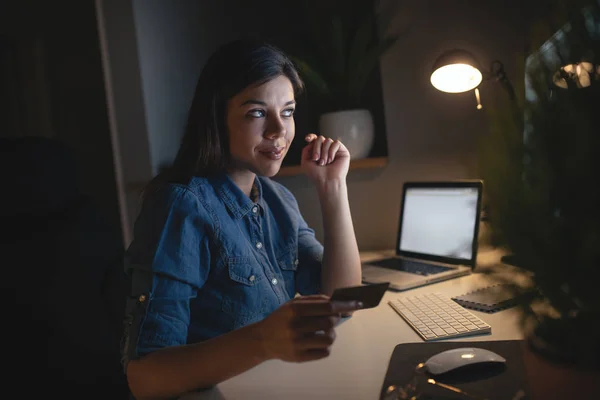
[257,165,282,178]
[253,160,283,178]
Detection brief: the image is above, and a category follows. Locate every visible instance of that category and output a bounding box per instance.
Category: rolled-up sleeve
[122,185,210,363]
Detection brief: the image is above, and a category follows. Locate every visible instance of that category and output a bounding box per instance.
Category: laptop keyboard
[371,258,452,275]
[388,292,491,341]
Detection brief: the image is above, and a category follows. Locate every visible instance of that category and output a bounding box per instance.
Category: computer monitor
[397,181,483,267]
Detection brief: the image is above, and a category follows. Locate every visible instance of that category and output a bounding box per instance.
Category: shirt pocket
[221,256,267,328]
[277,243,299,296]
[277,245,299,271]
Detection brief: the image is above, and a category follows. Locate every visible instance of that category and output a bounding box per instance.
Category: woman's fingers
[296,330,336,351]
[303,134,346,166]
[301,140,315,162]
[327,140,342,164]
[311,135,326,162]
[292,300,363,317]
[292,294,330,302]
[304,133,318,142]
[292,315,340,335]
[320,138,334,165]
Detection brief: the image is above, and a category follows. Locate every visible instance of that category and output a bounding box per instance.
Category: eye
[247,109,265,118]
[282,108,295,117]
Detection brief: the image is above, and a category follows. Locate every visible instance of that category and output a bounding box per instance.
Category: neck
[227,169,256,197]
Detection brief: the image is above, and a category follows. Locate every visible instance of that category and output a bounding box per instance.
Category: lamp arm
[481,60,516,101]
[484,60,524,132]
[489,60,517,103]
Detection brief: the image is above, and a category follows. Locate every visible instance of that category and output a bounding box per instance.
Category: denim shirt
[122,173,323,360]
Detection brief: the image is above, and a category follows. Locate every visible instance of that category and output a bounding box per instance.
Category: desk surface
[182,248,523,400]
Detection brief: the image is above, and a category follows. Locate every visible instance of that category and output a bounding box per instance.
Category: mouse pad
[380,340,530,399]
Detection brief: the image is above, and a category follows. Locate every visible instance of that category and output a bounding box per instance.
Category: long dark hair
[142,38,304,202]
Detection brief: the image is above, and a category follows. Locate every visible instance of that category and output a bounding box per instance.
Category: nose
[264,114,286,140]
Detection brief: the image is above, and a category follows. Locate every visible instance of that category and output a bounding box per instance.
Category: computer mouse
[423,347,506,375]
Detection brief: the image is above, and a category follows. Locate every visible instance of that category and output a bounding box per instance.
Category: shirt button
[249,275,256,282]
[256,242,263,249]
[252,206,258,214]
[271,278,278,285]
[294,259,299,265]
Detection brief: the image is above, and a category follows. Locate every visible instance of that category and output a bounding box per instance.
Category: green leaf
[289,56,330,96]
[348,35,399,103]
[330,16,347,81]
[347,13,376,84]
[284,0,404,112]
[479,0,600,337]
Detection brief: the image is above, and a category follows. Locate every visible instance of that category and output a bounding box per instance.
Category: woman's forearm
[127,321,267,399]
[317,179,362,295]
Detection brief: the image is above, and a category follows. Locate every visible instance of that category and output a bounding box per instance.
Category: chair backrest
[0,136,130,397]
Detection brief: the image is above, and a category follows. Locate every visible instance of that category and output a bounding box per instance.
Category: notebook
[452,284,537,313]
[362,181,483,291]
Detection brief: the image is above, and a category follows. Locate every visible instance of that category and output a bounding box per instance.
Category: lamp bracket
[483,60,509,84]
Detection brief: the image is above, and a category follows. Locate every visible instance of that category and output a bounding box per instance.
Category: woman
[122,38,363,399]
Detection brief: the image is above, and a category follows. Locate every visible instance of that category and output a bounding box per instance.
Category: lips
[257,146,285,160]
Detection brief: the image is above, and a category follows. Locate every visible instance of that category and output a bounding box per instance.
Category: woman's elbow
[126,359,157,400]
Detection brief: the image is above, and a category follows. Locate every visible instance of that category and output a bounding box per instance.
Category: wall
[128,0,388,174]
[131,0,239,175]
[96,0,154,245]
[98,0,243,243]
[278,0,535,250]
[100,0,540,248]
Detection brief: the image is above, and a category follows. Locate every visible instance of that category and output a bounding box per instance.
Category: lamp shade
[431,49,483,93]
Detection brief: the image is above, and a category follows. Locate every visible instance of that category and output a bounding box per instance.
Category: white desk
[182,249,523,400]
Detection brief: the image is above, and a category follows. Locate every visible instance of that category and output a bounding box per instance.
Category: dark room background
[2,0,547,250]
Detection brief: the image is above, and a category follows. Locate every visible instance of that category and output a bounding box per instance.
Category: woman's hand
[301,134,350,185]
[255,295,362,363]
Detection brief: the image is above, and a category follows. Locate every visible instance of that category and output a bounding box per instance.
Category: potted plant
[478,0,600,396]
[287,0,405,159]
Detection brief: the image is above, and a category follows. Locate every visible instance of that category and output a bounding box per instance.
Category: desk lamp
[431,49,600,109]
[430,49,517,110]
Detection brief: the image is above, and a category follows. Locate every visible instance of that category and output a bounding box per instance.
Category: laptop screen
[398,187,480,261]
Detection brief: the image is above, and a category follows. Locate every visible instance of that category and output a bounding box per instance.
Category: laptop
[362,180,483,291]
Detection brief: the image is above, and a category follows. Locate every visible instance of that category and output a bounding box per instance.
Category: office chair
[0,136,129,397]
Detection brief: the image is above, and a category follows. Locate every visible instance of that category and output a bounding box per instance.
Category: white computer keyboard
[388,292,491,341]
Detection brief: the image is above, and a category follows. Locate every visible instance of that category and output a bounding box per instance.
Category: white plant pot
[318,109,375,159]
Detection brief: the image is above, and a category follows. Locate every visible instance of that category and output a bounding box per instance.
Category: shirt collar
[211,173,263,219]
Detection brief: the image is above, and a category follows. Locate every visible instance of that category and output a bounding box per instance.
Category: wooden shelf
[276,157,388,177]
[125,157,388,191]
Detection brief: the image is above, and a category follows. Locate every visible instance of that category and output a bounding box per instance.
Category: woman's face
[226,75,296,178]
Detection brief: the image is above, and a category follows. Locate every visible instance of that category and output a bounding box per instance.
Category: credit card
[330,282,390,309]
